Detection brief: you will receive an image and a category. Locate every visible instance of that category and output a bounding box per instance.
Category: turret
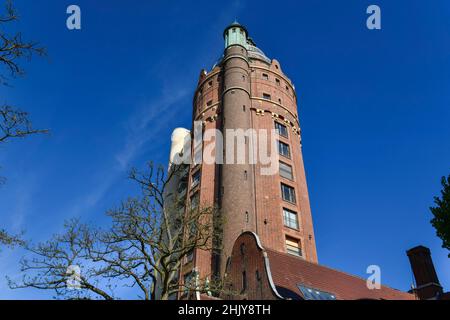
[223,21,248,48]
[220,22,256,275]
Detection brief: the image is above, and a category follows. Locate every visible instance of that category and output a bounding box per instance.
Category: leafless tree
[0,0,46,84]
[0,0,48,242]
[9,163,226,300]
[0,0,48,150]
[0,105,48,144]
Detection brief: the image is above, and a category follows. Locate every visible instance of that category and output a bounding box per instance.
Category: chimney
[407,246,443,300]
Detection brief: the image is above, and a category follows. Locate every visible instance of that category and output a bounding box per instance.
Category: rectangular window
[190,192,199,210]
[183,272,195,295]
[278,141,291,158]
[263,93,271,100]
[206,100,213,106]
[242,271,247,291]
[262,73,269,80]
[281,183,296,203]
[283,208,299,229]
[185,250,194,264]
[280,162,293,180]
[274,121,288,137]
[191,170,201,188]
[276,78,281,86]
[286,237,302,257]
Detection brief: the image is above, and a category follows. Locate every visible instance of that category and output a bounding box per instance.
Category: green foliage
[430,175,450,257]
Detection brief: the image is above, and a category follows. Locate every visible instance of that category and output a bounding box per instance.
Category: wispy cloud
[115,88,190,170]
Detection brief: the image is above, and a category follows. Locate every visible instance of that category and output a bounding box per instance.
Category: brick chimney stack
[407,246,443,300]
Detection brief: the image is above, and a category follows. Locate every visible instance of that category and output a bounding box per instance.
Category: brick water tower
[175,22,318,294]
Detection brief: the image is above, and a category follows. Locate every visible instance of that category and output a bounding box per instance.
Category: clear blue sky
[0,0,449,299]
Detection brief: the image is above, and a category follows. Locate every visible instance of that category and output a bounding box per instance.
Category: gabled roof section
[266,249,416,300]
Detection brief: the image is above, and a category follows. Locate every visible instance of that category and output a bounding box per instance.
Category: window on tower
[279,161,293,180]
[285,236,302,257]
[183,272,195,296]
[262,73,269,80]
[277,140,291,158]
[275,121,289,138]
[281,183,296,203]
[190,192,200,210]
[185,249,194,264]
[242,271,247,291]
[283,208,299,230]
[262,93,271,100]
[191,170,201,188]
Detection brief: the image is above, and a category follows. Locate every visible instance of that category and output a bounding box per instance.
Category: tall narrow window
[279,162,293,180]
[281,183,296,203]
[283,208,299,229]
[191,170,201,188]
[276,78,281,86]
[285,237,302,257]
[185,250,194,264]
[190,192,200,210]
[242,271,247,291]
[277,141,291,158]
[183,272,195,295]
[275,121,288,137]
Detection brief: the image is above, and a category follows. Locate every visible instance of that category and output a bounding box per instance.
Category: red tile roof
[266,249,416,300]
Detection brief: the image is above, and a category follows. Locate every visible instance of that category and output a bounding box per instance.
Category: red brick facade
[178,23,318,290]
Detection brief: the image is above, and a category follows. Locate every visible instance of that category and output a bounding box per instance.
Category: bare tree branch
[0,105,48,143]
[0,1,48,183]
[0,0,46,85]
[9,163,230,300]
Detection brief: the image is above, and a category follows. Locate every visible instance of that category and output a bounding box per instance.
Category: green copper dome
[213,22,271,68]
[223,20,248,38]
